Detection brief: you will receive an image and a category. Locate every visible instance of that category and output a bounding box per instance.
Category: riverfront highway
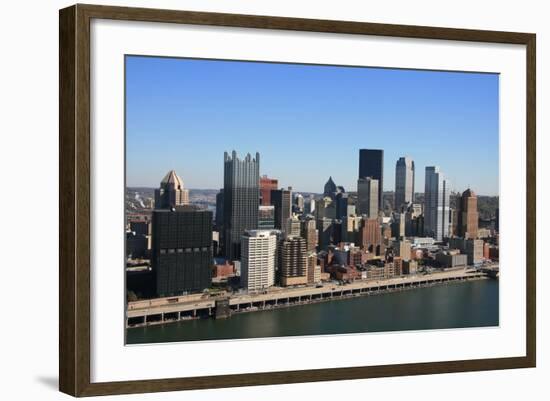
[126,266,497,324]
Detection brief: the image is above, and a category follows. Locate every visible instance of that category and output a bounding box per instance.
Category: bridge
[126,267,493,328]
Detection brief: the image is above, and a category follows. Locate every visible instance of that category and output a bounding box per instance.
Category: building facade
[301,218,317,252]
[271,187,292,235]
[358,149,384,209]
[240,230,278,291]
[395,156,415,209]
[357,177,379,218]
[259,175,278,206]
[424,166,451,241]
[258,205,275,229]
[223,151,260,261]
[359,218,383,256]
[457,188,479,239]
[215,189,224,228]
[287,215,301,237]
[279,236,308,286]
[151,206,212,297]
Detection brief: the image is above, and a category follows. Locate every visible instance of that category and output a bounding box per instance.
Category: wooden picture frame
[59,3,536,397]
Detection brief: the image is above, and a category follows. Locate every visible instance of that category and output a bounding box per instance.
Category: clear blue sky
[126,56,499,196]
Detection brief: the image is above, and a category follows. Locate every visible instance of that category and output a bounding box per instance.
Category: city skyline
[126,56,499,196]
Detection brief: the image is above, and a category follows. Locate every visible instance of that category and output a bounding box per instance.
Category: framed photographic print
[59,4,536,397]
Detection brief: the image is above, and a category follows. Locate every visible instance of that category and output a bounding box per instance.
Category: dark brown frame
[59,3,536,397]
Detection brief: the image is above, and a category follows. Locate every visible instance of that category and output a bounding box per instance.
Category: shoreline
[127,271,494,329]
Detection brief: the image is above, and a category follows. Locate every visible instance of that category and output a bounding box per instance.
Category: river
[126,279,498,344]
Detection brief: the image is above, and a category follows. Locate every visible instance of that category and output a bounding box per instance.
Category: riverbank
[126,268,493,328]
[126,278,499,344]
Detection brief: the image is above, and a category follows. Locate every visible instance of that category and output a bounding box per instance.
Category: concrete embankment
[126,269,491,328]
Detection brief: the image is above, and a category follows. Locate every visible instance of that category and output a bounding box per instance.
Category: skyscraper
[300,218,317,252]
[151,206,212,297]
[223,151,260,261]
[335,192,350,219]
[304,195,316,215]
[259,175,278,206]
[279,236,308,286]
[294,193,304,212]
[287,215,301,237]
[240,230,278,291]
[359,218,383,256]
[154,170,189,209]
[271,187,292,235]
[317,217,333,251]
[395,156,415,209]
[357,177,378,218]
[424,166,451,241]
[359,149,384,209]
[215,189,224,228]
[457,188,479,239]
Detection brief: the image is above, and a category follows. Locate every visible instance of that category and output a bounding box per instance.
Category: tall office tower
[335,192,350,219]
[391,212,405,239]
[394,156,415,210]
[215,189,224,228]
[240,230,277,291]
[300,218,317,252]
[332,219,343,244]
[357,177,379,218]
[259,175,278,206]
[151,206,212,297]
[271,187,292,234]
[294,194,304,212]
[304,195,316,215]
[279,236,308,286]
[346,196,357,217]
[223,151,260,261]
[359,218,383,256]
[424,166,451,241]
[287,215,301,237]
[359,149,384,209]
[154,170,190,209]
[404,203,423,236]
[456,188,479,239]
[258,205,275,229]
[317,218,333,251]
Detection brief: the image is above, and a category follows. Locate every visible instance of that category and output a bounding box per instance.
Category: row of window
[159,247,210,254]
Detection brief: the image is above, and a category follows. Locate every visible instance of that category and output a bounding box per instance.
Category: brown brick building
[359,218,383,256]
[457,188,479,239]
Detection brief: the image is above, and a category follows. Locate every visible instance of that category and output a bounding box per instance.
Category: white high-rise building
[395,157,415,209]
[240,230,278,291]
[357,177,379,218]
[424,166,451,241]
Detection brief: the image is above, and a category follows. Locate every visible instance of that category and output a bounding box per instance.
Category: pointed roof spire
[324,176,337,194]
[160,169,184,190]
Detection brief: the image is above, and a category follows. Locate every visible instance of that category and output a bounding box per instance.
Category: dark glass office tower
[271,188,292,235]
[215,189,224,228]
[223,151,260,261]
[151,206,213,297]
[359,149,384,209]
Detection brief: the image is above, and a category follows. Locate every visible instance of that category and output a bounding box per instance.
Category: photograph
[124,56,500,345]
